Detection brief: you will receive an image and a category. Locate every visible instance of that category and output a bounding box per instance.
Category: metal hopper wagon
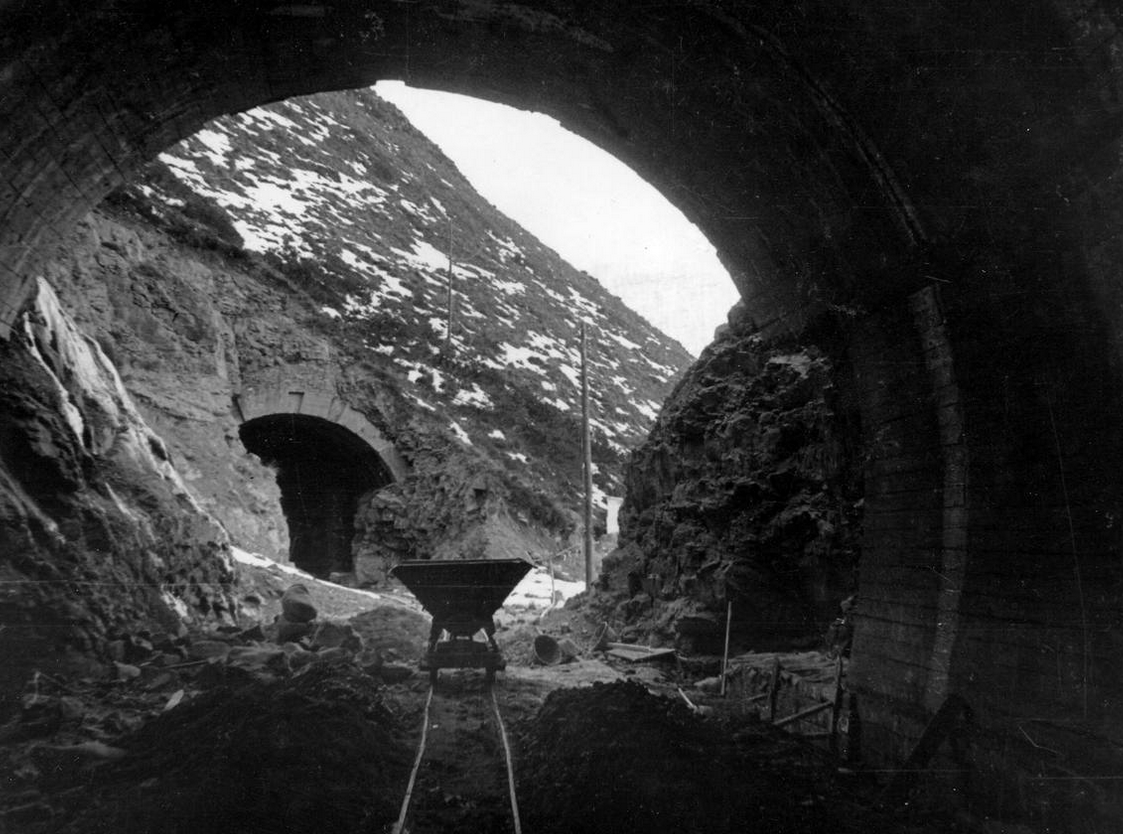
[390,558,533,685]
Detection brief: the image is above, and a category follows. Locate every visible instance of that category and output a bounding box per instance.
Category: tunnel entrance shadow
[239,413,392,577]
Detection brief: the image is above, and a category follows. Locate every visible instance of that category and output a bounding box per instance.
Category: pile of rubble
[7,663,410,834]
[515,680,959,834]
[0,583,419,832]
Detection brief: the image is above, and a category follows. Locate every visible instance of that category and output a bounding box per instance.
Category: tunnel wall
[846,301,945,760]
[849,265,1123,823]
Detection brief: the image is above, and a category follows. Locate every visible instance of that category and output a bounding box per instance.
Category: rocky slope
[44,87,693,586]
[598,307,864,651]
[0,277,237,711]
[0,85,693,705]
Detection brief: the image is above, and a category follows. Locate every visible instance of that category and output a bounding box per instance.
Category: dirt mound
[518,680,730,833]
[50,664,411,834]
[516,680,935,834]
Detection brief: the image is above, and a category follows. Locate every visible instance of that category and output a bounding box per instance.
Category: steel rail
[391,679,522,834]
[390,684,434,834]
[490,683,523,834]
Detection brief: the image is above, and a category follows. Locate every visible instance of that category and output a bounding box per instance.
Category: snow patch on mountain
[136,87,694,504]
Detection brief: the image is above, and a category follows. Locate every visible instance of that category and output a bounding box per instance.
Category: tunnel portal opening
[239,413,392,578]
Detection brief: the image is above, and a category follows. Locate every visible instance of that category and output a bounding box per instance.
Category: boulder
[275,615,313,644]
[113,661,142,680]
[310,619,362,652]
[379,663,414,684]
[281,583,318,623]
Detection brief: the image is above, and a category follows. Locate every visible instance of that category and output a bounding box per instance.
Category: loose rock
[281,583,318,623]
[113,662,141,681]
[310,619,361,652]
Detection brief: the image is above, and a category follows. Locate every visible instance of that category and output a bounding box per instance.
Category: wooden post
[720,601,732,696]
[829,654,845,755]
[581,321,594,586]
[767,657,782,723]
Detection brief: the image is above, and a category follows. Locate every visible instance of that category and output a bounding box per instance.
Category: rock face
[606,310,863,649]
[0,278,236,713]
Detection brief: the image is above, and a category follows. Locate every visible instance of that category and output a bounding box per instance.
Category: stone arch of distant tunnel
[235,385,406,578]
[7,1,1123,816]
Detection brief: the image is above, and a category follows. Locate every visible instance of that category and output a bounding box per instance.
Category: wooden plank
[605,645,676,663]
[774,700,833,727]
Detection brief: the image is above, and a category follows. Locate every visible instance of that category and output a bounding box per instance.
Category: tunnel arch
[235,384,407,481]
[235,385,405,577]
[6,1,1123,818]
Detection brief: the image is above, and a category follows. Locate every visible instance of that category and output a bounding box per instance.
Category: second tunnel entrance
[239,413,393,578]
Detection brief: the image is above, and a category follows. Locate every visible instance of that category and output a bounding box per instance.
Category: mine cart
[390,558,533,685]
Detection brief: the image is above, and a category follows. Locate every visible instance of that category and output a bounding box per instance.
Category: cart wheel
[429,668,438,688]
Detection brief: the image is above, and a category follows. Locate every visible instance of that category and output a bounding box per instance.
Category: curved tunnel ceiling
[2,0,1074,337]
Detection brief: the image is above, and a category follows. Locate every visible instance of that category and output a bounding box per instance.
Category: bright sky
[375,81,738,356]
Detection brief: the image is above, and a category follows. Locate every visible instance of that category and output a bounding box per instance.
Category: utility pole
[445,217,454,351]
[581,320,594,586]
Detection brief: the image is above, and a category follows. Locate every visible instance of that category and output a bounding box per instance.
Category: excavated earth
[0,562,984,834]
[31,665,411,834]
[515,680,965,834]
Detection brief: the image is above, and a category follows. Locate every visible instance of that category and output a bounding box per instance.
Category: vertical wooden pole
[549,556,556,606]
[581,321,594,586]
[445,218,454,349]
[829,654,845,756]
[768,657,782,723]
[720,601,732,696]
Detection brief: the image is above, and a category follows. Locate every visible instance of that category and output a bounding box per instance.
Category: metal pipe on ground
[533,634,581,665]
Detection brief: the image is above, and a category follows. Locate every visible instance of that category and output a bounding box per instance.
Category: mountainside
[44,87,693,584]
[147,89,688,454]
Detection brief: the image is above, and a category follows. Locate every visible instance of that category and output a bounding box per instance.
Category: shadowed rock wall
[0,278,236,714]
[611,309,863,650]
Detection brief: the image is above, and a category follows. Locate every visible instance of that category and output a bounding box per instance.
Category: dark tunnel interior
[238,413,393,577]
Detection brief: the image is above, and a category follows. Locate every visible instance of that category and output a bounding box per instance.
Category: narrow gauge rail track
[391,673,522,834]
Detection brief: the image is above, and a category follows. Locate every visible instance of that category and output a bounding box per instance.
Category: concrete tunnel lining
[5,1,1123,818]
[235,385,407,481]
